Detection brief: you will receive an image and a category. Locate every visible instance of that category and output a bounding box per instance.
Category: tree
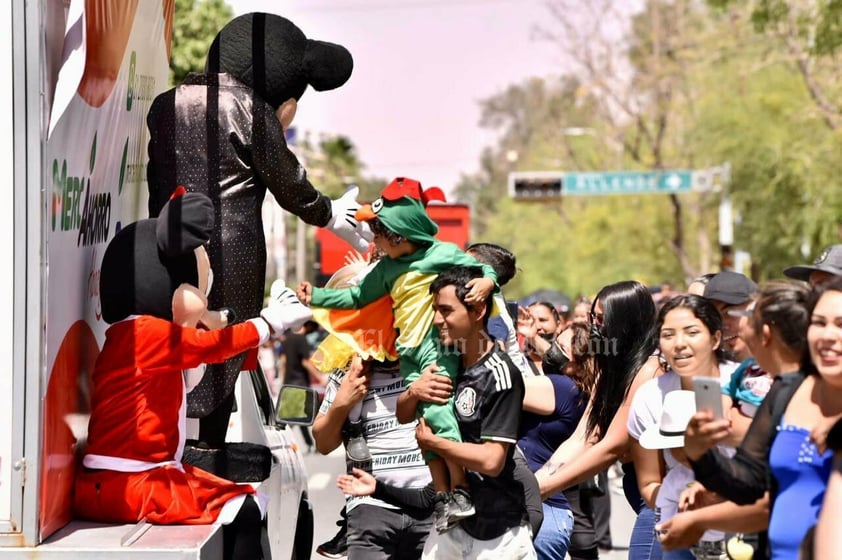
[690,1,842,273]
[521,1,716,281]
[453,72,691,297]
[169,0,233,86]
[708,0,842,129]
[284,133,389,282]
[459,0,840,294]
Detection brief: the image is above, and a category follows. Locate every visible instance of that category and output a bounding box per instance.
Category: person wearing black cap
[783,244,842,287]
[703,271,758,365]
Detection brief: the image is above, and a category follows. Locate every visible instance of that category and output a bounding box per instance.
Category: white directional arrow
[665,173,683,190]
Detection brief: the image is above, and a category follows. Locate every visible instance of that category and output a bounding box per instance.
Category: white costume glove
[260,280,313,333]
[326,185,373,253]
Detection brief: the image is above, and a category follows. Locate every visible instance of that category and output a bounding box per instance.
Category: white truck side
[0,1,315,558]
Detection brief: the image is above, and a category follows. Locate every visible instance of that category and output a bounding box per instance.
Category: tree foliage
[456,0,841,299]
[707,0,842,129]
[169,0,233,86]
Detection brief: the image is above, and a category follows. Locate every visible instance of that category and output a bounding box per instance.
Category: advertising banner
[40,0,173,540]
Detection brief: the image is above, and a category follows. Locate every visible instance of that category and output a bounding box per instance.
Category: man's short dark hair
[429,266,491,327]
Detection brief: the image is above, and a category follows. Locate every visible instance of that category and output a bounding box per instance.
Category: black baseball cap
[703,271,757,305]
[783,244,842,281]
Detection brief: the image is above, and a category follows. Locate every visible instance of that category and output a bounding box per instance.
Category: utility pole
[716,164,733,272]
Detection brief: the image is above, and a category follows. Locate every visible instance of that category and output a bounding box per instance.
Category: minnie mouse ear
[303,39,353,92]
[156,190,215,257]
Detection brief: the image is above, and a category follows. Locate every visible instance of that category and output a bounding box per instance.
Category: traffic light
[508,172,564,201]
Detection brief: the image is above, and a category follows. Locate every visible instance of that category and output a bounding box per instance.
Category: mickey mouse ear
[156,189,215,256]
[303,39,353,92]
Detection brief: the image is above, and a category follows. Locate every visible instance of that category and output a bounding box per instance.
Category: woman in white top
[627,295,725,560]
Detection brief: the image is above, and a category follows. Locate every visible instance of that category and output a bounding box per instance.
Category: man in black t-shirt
[413,266,536,559]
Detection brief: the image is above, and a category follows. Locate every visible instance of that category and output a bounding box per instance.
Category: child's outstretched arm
[310,260,391,309]
[297,281,313,305]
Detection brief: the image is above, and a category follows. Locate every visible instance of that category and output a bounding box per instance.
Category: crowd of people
[299,193,842,560]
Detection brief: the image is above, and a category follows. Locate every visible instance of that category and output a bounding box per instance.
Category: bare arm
[522,375,556,415]
[311,358,368,454]
[539,403,590,473]
[630,438,664,510]
[537,357,659,498]
[657,495,770,551]
[395,365,452,424]
[537,414,628,499]
[302,357,328,387]
[722,396,753,447]
[516,306,552,357]
[416,418,509,476]
[815,460,842,560]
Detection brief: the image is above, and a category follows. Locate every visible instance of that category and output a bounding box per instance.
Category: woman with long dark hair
[627,295,727,560]
[518,322,595,559]
[537,280,664,560]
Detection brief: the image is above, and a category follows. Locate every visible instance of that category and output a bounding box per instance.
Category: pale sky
[228,0,565,195]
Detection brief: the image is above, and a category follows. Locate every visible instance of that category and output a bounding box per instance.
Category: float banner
[40,0,174,540]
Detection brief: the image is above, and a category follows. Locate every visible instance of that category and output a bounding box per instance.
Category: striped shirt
[320,365,431,511]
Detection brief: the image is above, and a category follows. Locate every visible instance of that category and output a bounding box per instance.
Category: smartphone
[692,376,725,419]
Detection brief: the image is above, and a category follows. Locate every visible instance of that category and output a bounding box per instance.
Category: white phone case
[692,376,724,419]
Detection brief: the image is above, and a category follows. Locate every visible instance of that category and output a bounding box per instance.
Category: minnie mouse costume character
[75,188,311,559]
[146,13,371,442]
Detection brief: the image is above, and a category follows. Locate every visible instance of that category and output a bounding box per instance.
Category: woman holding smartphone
[684,277,842,559]
[657,280,811,555]
[627,295,728,560]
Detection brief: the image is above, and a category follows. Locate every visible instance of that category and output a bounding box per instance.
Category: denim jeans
[662,549,695,560]
[628,504,663,560]
[533,503,574,560]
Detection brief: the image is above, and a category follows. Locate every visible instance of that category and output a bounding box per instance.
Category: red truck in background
[314,203,471,285]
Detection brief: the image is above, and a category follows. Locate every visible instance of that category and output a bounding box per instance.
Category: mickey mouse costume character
[74,188,312,560]
[146,12,371,445]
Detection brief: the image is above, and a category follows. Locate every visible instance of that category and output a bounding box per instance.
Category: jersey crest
[455,386,477,417]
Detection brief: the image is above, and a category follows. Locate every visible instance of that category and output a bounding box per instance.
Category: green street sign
[563,170,693,195]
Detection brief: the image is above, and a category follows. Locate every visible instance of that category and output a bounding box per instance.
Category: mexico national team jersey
[453,346,529,540]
